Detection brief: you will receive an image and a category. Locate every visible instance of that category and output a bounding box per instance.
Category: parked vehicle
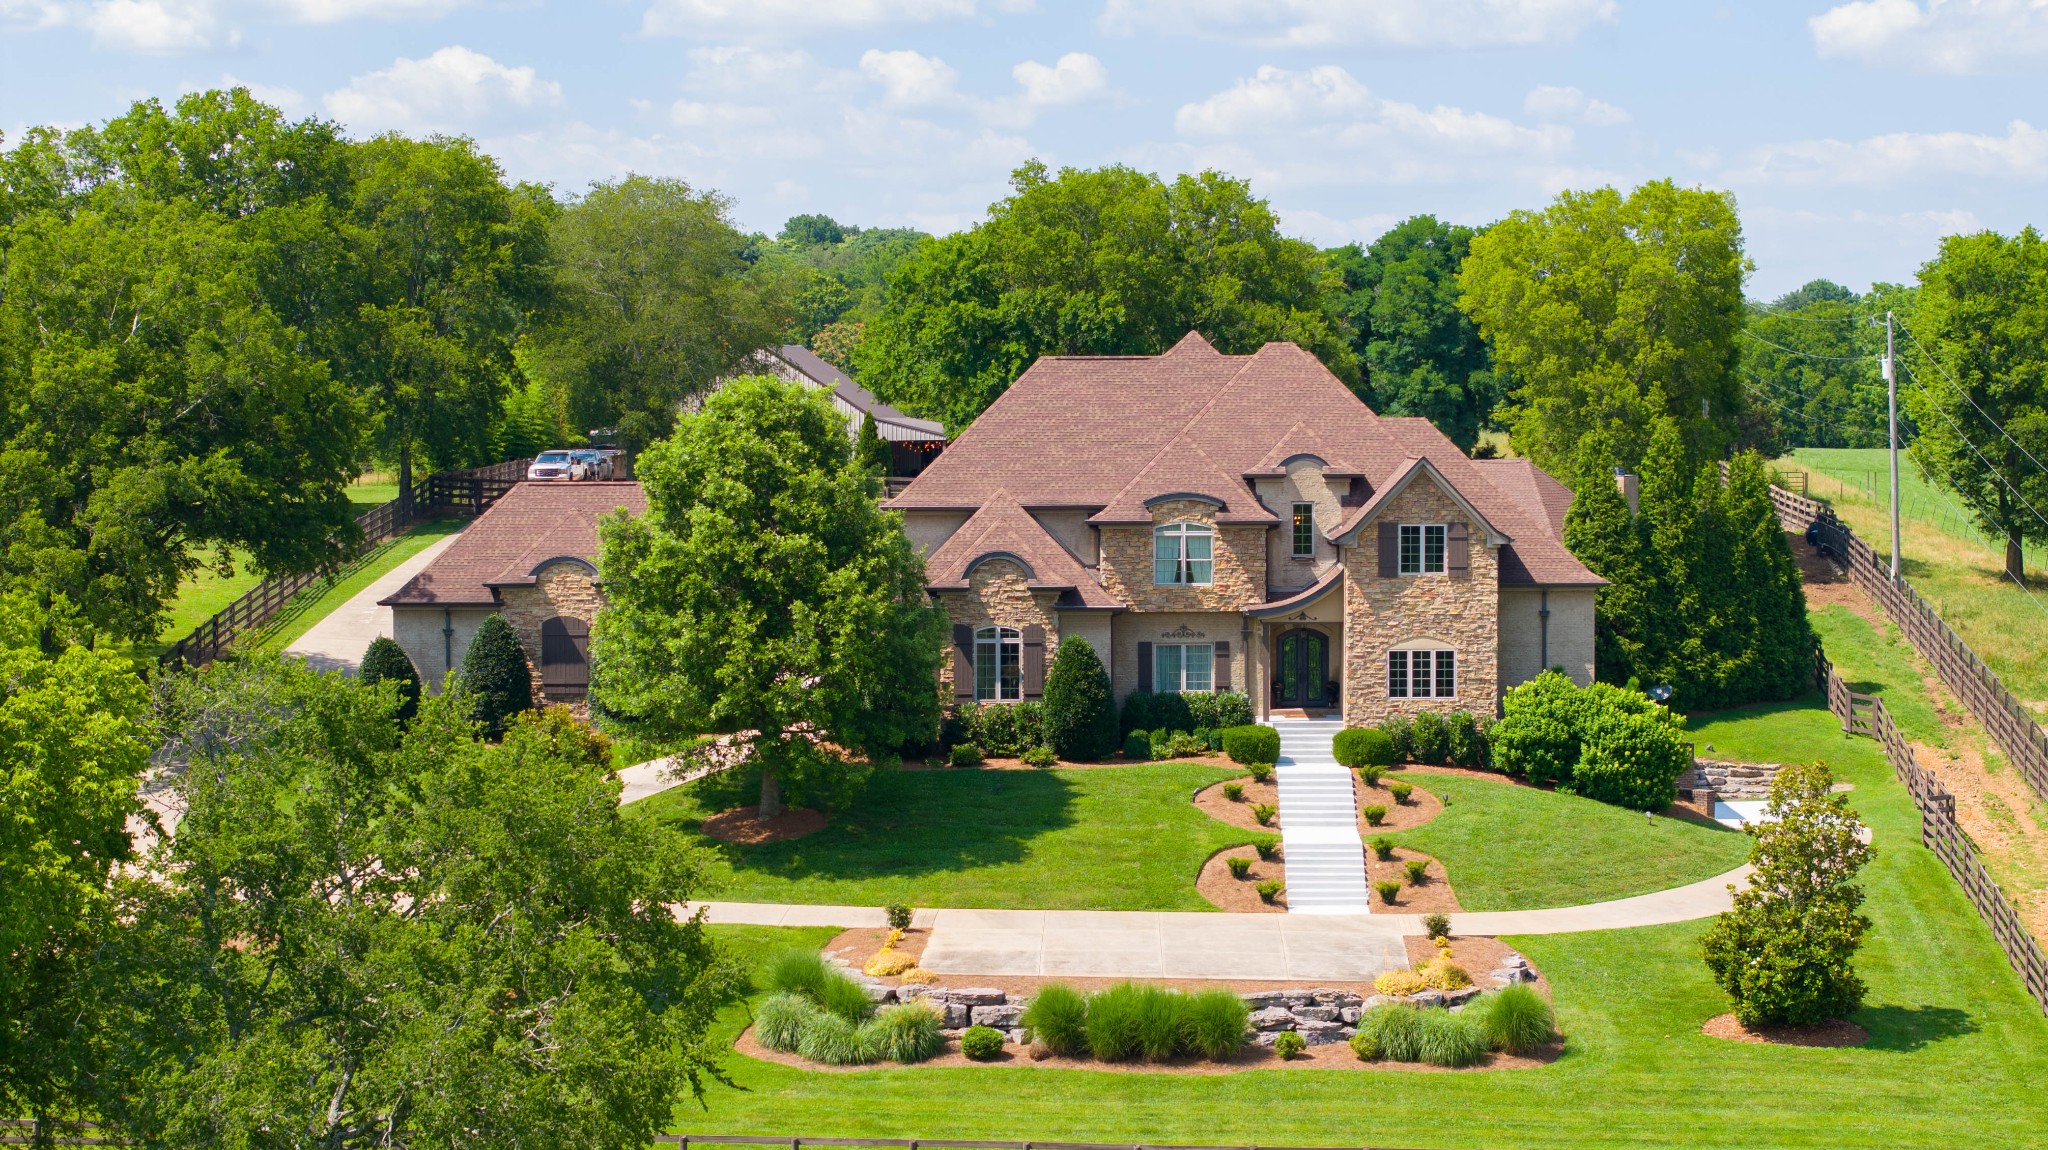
[527,450,576,481]
[569,449,613,481]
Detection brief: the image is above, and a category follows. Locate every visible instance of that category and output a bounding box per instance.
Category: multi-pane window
[1153,522,1215,585]
[1398,523,1447,575]
[1291,502,1315,557]
[1154,643,1214,693]
[1387,648,1456,699]
[974,626,1022,702]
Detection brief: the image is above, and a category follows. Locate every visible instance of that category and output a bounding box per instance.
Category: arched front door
[1274,628,1330,708]
[540,615,590,699]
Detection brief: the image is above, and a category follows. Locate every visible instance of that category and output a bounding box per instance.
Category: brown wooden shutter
[1021,624,1047,699]
[1447,521,1470,580]
[539,616,590,698]
[951,623,976,701]
[1212,641,1231,693]
[1377,523,1399,577]
[1136,641,1154,692]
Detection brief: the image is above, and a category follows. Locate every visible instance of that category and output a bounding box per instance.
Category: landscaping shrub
[762,948,833,998]
[1223,782,1245,801]
[1256,879,1283,903]
[966,702,1043,757]
[1423,913,1451,940]
[816,971,877,1022]
[1474,985,1554,1054]
[1362,804,1387,826]
[1348,1030,1382,1061]
[1373,971,1425,997]
[1370,837,1395,861]
[1272,1030,1306,1060]
[1120,690,1193,736]
[1419,960,1471,991]
[870,1002,945,1063]
[886,903,913,930]
[1409,711,1450,764]
[1252,802,1277,826]
[755,992,816,1052]
[1160,730,1209,759]
[1246,761,1274,783]
[1134,984,1187,1061]
[1574,706,1690,811]
[358,636,422,722]
[1417,1009,1487,1068]
[1121,731,1152,762]
[1333,727,1396,768]
[1186,691,1253,731]
[1357,763,1387,787]
[1374,880,1401,905]
[1227,856,1253,879]
[1446,710,1488,768]
[461,613,533,737]
[1404,859,1429,884]
[1041,636,1117,761]
[865,946,916,977]
[1357,1004,1425,1062]
[1252,835,1279,860]
[1489,670,1583,782]
[1222,724,1280,765]
[1184,989,1250,1060]
[798,1011,877,1065]
[1083,983,1151,1061]
[1377,715,1414,762]
[948,743,985,767]
[1020,983,1088,1056]
[1021,744,1058,767]
[960,1025,1006,1060]
[1388,781,1413,804]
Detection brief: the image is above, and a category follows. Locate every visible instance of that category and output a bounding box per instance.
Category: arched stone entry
[539,615,590,700]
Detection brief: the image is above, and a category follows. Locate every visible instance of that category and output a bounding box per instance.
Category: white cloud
[643,0,975,35]
[1174,64,1372,136]
[6,0,466,53]
[1728,119,2048,187]
[859,48,959,107]
[1100,0,1615,48]
[82,0,217,52]
[322,46,562,136]
[1522,84,1628,126]
[1744,204,1987,298]
[1012,52,1107,107]
[1811,0,2048,73]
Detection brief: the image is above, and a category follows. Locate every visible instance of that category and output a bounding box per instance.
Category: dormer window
[1153,521,1214,585]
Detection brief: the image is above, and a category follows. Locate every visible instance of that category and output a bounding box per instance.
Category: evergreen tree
[358,635,422,722]
[462,614,533,737]
[1722,452,1817,699]
[855,414,893,477]
[1563,430,1653,686]
[1040,636,1117,761]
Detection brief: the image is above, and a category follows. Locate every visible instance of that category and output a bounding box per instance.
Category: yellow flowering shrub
[865,948,917,977]
[1420,960,1471,991]
[1374,970,1427,996]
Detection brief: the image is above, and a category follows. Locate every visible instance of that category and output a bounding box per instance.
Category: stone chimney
[1613,468,1640,517]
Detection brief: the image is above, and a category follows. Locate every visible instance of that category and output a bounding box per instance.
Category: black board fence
[157,458,531,671]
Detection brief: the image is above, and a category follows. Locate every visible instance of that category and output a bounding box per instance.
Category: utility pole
[1885,310,1900,580]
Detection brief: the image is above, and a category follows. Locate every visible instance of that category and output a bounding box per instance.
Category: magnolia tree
[1701,761,1873,1026]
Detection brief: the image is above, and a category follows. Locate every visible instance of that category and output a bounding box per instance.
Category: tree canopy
[1459,179,1751,474]
[1738,279,1908,453]
[854,161,1358,432]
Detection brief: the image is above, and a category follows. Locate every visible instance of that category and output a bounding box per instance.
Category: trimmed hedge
[1491,671,1689,809]
[358,636,421,722]
[461,613,533,737]
[1333,727,1395,768]
[1120,690,1251,735]
[1221,724,1279,765]
[1121,731,1152,762]
[1041,636,1117,760]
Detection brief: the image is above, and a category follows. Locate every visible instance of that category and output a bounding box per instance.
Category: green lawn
[631,763,1251,911]
[1386,773,1750,912]
[675,609,2048,1146]
[249,519,465,655]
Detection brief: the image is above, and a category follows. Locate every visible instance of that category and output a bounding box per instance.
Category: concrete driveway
[286,534,460,674]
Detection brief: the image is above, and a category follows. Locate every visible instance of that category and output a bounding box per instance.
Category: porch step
[1267,719,1370,914]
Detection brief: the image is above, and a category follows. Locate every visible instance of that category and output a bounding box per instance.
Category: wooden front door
[1274,628,1330,708]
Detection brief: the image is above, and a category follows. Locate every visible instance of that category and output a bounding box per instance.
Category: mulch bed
[1193,777,1282,831]
[700,805,825,844]
[825,925,931,979]
[1365,846,1461,915]
[1400,935,1551,999]
[1356,780,1443,833]
[1196,845,1288,912]
[904,753,1237,772]
[1701,1013,1869,1047]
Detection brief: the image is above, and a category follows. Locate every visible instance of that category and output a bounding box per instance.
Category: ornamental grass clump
[1020,982,1088,1056]
[1183,990,1250,1060]
[1474,984,1555,1055]
[1416,1009,1487,1068]
[1083,982,1151,1061]
[1356,1004,1425,1062]
[762,948,832,998]
[816,972,877,1022]
[797,1011,877,1065]
[1135,984,1187,1061]
[870,1002,945,1063]
[754,992,816,1052]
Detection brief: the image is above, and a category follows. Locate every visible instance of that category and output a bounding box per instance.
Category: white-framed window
[1154,643,1214,693]
[1291,503,1315,558]
[1387,647,1456,699]
[975,626,1022,702]
[1398,523,1448,575]
[1153,521,1215,586]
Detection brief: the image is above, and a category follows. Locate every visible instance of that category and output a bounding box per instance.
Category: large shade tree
[1459,179,1751,474]
[855,161,1358,431]
[592,376,945,817]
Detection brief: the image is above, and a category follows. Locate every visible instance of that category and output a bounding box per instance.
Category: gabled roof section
[381,482,646,607]
[925,491,1124,609]
[1244,422,1359,477]
[1248,566,1344,618]
[1329,457,1511,547]
[1474,457,1576,537]
[1089,438,1278,525]
[769,345,945,441]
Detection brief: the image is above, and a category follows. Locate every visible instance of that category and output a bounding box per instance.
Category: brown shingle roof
[380,481,647,607]
[925,491,1124,610]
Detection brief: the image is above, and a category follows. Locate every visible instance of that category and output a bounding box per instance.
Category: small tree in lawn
[855,413,894,478]
[358,635,422,722]
[462,614,533,737]
[1041,636,1116,761]
[1701,761,1873,1026]
[591,375,945,818]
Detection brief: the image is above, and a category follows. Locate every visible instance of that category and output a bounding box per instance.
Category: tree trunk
[758,765,783,820]
[2008,529,2027,587]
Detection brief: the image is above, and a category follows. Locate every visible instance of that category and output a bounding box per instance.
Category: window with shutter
[1212,641,1231,693]
[1377,523,1398,577]
[952,623,976,701]
[1447,521,1470,579]
[1136,641,1154,692]
[1021,625,1046,699]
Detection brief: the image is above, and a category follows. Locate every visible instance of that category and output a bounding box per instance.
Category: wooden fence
[1,1126,1451,1150]
[157,458,531,670]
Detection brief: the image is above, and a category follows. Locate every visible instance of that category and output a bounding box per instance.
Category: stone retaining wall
[1689,759,1786,801]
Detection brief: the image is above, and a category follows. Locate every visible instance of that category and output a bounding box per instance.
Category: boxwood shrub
[960,1025,1006,1060]
[1410,711,1450,764]
[1121,731,1152,762]
[1333,727,1396,768]
[1221,724,1280,765]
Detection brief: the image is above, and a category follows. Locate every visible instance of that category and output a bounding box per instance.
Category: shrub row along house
[885,333,1601,723]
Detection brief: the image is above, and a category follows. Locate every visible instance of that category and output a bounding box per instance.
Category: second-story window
[1153,521,1214,585]
[1398,523,1447,575]
[1292,503,1315,557]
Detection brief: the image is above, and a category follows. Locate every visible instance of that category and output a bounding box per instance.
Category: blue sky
[5,0,2046,298]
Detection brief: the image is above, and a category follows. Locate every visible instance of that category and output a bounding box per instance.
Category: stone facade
[495,560,605,703]
[1341,475,1501,724]
[1096,501,1266,614]
[1255,457,1346,595]
[934,559,1061,696]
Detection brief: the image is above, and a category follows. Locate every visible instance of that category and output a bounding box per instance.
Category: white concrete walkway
[285,533,461,674]
[1271,718,1372,914]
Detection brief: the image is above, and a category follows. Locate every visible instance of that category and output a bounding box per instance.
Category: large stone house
[884,333,1603,723]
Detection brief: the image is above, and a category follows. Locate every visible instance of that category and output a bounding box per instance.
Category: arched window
[1153,521,1214,586]
[974,626,1022,702]
[1387,641,1456,700]
[540,616,591,699]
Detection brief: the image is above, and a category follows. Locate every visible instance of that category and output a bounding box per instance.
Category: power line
[1737,328,1872,362]
[1896,357,2048,541]
[1893,316,2048,483]
[1902,434,2048,622]
[1744,299,1852,325]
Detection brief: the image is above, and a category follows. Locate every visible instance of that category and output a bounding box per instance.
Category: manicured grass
[632,764,1250,911]
[1386,774,1750,912]
[249,519,465,655]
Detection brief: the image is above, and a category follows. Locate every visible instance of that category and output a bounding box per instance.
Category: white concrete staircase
[1271,718,1372,915]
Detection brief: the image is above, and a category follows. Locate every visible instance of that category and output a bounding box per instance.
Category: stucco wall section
[901,509,973,560]
[392,605,498,692]
[497,562,605,701]
[1111,611,1248,702]
[1031,509,1099,566]
[934,558,1061,695]
[1256,459,1344,594]
[1341,475,1501,724]
[1498,586,1596,688]
[1095,500,1266,615]
[1055,610,1113,670]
